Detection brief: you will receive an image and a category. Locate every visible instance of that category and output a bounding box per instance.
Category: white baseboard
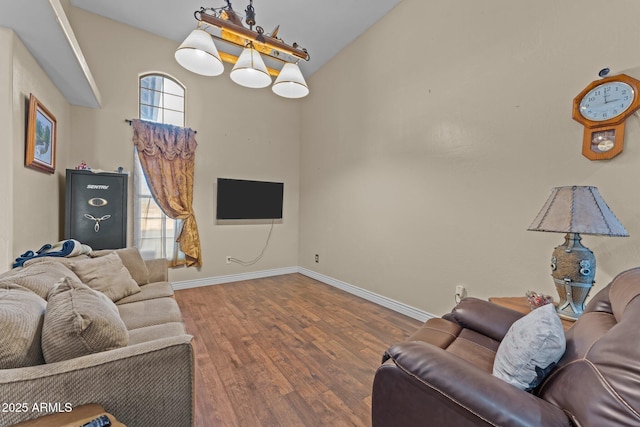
[297,268,434,322]
[171,266,434,322]
[171,266,299,290]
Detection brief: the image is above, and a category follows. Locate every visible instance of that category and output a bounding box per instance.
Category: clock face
[579,81,635,122]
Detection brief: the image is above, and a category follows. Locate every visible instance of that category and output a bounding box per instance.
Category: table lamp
[528,186,628,320]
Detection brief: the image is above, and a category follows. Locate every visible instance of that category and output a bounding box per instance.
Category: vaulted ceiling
[1,0,401,108]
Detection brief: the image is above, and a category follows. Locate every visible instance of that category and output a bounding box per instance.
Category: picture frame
[25,93,56,174]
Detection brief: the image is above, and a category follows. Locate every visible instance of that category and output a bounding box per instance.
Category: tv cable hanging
[227,219,275,266]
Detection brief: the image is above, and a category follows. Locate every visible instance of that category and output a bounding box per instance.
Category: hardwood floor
[174,273,423,427]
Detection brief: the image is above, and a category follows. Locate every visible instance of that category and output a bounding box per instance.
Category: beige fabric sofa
[0,248,194,426]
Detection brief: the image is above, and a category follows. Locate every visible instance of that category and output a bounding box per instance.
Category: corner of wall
[0,27,14,270]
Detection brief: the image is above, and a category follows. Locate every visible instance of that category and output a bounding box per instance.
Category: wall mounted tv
[216,178,284,220]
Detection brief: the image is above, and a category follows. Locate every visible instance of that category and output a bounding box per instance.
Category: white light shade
[230,47,272,88]
[272,63,309,98]
[175,29,224,76]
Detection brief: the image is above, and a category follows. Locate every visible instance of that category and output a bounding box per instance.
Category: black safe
[64,169,127,250]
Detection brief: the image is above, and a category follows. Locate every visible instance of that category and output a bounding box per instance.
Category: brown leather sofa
[372,267,640,427]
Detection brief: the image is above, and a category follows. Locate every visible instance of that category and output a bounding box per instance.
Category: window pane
[140,106,162,122]
[138,239,161,260]
[164,110,184,126]
[140,217,163,232]
[140,88,163,108]
[136,179,152,197]
[165,220,177,234]
[140,75,163,90]
[142,203,165,219]
[164,93,184,112]
[164,78,184,96]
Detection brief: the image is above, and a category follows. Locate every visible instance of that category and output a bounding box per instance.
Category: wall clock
[572,73,640,160]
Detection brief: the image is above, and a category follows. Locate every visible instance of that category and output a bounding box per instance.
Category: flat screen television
[216,178,284,220]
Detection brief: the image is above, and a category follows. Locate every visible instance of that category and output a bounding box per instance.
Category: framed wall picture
[25,93,56,174]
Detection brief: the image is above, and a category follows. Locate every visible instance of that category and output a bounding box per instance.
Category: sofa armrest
[0,335,194,426]
[373,341,569,427]
[443,297,524,341]
[145,258,169,282]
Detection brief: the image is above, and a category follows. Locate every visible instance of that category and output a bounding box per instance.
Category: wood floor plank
[174,273,423,426]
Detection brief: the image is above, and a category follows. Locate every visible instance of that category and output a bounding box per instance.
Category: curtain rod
[124,119,197,134]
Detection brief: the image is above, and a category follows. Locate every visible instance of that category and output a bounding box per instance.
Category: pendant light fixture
[174,26,224,77]
[175,1,310,98]
[230,43,272,88]
[272,62,309,98]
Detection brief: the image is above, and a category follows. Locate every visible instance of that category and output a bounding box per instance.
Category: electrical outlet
[226,256,232,264]
[315,254,319,263]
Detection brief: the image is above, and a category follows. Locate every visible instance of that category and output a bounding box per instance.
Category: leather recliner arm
[443,297,525,341]
[373,341,570,427]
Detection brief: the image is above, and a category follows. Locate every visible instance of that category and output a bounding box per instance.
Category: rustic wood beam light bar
[198,13,309,61]
[175,0,310,98]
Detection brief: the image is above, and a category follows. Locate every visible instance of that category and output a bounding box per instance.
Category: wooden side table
[489,296,575,332]
[10,403,125,427]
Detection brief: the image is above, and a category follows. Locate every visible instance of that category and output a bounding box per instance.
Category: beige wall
[8,30,72,267]
[0,29,13,268]
[299,0,640,316]
[67,8,301,282]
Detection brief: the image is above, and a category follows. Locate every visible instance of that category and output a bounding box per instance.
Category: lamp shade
[272,63,309,98]
[230,47,272,88]
[175,28,224,76]
[528,186,628,236]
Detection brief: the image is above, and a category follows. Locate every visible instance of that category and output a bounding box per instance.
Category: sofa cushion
[493,303,566,391]
[42,277,129,363]
[69,252,141,302]
[0,258,81,300]
[447,329,499,373]
[0,284,46,368]
[92,247,150,286]
[118,297,183,330]
[407,317,463,349]
[115,281,174,305]
[128,322,186,345]
[145,258,169,283]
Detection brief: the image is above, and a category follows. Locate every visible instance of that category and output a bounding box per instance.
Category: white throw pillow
[493,303,566,391]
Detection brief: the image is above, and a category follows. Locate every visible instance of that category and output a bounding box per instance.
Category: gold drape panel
[132,119,202,267]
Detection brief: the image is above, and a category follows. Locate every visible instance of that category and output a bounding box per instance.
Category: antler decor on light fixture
[175,0,310,98]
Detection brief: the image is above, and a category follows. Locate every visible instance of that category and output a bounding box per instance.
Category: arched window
[134,73,186,265]
[139,74,185,126]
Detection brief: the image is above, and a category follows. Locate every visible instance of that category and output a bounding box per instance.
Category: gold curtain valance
[132,120,197,160]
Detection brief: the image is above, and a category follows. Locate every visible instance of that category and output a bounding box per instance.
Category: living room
[3,0,637,321]
[1,0,640,425]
